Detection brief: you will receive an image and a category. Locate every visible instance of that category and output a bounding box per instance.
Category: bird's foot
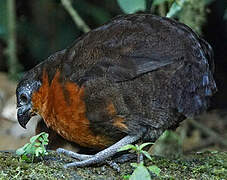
[57,148,136,171]
[57,148,123,171]
[105,153,137,172]
[57,148,117,169]
[56,133,143,168]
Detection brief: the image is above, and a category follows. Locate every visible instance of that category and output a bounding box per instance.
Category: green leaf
[30,134,40,144]
[141,150,152,160]
[130,163,139,168]
[152,0,168,6]
[166,2,181,18]
[139,142,153,150]
[43,133,49,140]
[203,0,215,5]
[35,147,43,157]
[16,132,49,161]
[166,0,187,18]
[123,175,131,179]
[16,147,26,156]
[43,141,48,146]
[21,154,30,162]
[118,144,136,152]
[30,132,48,145]
[34,142,41,147]
[117,0,146,14]
[16,143,31,156]
[24,144,36,154]
[130,163,151,180]
[148,165,161,176]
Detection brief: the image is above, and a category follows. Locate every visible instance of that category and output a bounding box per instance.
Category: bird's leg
[57,148,94,160]
[57,131,144,168]
[104,153,138,172]
[113,153,137,163]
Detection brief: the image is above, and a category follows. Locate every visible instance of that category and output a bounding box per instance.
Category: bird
[16,13,217,168]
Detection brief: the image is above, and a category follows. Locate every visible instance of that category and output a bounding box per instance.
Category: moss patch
[148,151,227,179]
[0,151,226,179]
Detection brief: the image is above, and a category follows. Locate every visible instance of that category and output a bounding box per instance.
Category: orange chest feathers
[31,70,113,149]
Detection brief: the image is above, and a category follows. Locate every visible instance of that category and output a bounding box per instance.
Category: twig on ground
[6,0,21,77]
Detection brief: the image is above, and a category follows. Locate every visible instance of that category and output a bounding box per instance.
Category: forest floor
[0,151,226,179]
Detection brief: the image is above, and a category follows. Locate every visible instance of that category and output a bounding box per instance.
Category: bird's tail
[171,40,217,117]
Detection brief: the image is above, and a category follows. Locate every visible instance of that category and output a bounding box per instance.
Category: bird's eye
[20,94,28,103]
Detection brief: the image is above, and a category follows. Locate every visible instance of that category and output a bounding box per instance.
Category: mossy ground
[0,151,226,180]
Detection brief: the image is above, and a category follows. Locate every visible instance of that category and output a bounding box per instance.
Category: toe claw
[56,148,65,154]
[63,163,70,169]
[64,162,79,168]
[106,160,120,172]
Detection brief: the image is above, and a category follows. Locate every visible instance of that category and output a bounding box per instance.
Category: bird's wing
[79,54,180,84]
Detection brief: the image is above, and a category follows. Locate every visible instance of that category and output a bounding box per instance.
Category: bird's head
[16,77,41,129]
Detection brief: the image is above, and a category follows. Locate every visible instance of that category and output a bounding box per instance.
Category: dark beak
[17,105,32,129]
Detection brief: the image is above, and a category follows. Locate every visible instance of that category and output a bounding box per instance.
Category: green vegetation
[0,151,226,179]
[119,143,154,163]
[0,0,222,78]
[117,0,211,34]
[16,132,49,162]
[119,143,161,180]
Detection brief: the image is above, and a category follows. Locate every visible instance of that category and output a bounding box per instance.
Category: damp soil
[0,151,226,179]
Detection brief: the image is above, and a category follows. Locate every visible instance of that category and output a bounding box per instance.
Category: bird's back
[61,13,216,122]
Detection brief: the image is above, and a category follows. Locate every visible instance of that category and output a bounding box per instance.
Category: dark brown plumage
[16,14,217,167]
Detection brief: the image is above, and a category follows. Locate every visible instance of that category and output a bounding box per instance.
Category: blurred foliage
[151,130,183,157]
[0,0,225,75]
[0,0,121,74]
[117,0,146,14]
[0,0,7,40]
[151,0,213,34]
[178,0,207,34]
[117,0,214,34]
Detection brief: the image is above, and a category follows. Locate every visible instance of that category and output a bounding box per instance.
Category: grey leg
[106,160,121,172]
[57,148,94,160]
[58,132,144,168]
[113,153,137,163]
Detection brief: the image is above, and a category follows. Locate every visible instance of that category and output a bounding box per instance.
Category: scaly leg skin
[58,147,137,172]
[57,148,94,160]
[57,132,144,168]
[104,154,138,172]
[113,153,137,163]
[57,148,121,171]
